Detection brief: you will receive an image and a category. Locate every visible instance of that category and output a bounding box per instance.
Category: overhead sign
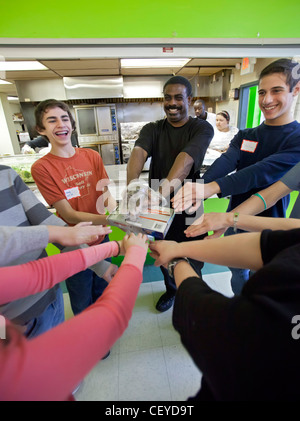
[240,57,256,75]
[162,47,174,53]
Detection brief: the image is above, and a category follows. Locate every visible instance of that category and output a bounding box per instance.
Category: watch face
[168,258,188,278]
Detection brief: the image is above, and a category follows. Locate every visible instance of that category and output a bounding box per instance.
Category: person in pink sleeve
[0,232,148,401]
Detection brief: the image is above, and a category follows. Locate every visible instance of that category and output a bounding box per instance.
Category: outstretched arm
[0,233,148,401]
[171,181,221,213]
[184,180,294,238]
[0,234,148,305]
[127,146,148,185]
[149,231,263,272]
[159,152,194,199]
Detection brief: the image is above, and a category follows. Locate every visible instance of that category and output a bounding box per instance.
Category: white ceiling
[1,37,299,99]
[0,58,241,97]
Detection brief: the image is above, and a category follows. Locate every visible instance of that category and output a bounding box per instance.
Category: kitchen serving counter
[0,153,216,207]
[0,156,147,206]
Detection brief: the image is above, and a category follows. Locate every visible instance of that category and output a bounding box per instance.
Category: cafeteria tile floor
[63,269,233,401]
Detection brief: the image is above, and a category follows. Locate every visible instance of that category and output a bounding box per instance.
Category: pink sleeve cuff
[121,245,147,273]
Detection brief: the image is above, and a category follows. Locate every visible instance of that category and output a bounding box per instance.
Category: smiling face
[258,73,300,126]
[163,84,191,126]
[37,106,73,148]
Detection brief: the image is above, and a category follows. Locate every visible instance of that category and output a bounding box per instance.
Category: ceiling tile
[55,68,120,76]
[3,70,60,80]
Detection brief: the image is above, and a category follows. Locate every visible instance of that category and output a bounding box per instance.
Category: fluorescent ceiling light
[7,96,19,101]
[0,61,48,71]
[0,79,12,84]
[121,58,190,68]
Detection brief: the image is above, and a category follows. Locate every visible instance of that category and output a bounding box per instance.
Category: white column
[0,93,20,155]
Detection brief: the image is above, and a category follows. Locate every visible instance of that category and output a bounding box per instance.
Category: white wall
[0,94,20,155]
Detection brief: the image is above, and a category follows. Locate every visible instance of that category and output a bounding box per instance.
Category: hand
[119,232,149,255]
[184,212,230,238]
[102,263,119,282]
[149,240,179,267]
[172,182,204,213]
[48,222,112,246]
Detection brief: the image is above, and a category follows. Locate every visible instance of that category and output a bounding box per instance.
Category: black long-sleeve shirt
[173,228,300,401]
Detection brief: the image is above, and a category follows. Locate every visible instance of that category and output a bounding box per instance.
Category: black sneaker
[155,293,175,312]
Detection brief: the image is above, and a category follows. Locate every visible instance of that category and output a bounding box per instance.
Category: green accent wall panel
[1,0,300,39]
[246,86,260,128]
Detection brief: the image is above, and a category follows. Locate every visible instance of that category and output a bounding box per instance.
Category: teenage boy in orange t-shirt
[31,99,117,320]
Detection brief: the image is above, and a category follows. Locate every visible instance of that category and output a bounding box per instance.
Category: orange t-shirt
[31,148,110,243]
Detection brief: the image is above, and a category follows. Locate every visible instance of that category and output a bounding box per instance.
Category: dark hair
[35,99,76,132]
[259,58,300,92]
[217,110,230,122]
[194,99,205,107]
[163,76,193,97]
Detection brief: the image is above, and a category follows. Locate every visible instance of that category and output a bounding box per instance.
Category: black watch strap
[168,257,189,278]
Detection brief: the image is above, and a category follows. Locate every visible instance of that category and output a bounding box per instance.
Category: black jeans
[160,211,206,296]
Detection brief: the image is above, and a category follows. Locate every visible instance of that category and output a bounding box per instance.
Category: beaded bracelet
[114,241,121,256]
[233,212,239,234]
[252,193,267,210]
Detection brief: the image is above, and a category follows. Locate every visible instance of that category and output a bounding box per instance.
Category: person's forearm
[175,232,263,271]
[0,242,119,305]
[173,261,198,288]
[231,181,291,216]
[226,212,300,233]
[159,152,193,199]
[1,246,147,401]
[0,226,49,266]
[204,181,221,198]
[230,196,265,216]
[58,209,108,226]
[127,147,147,185]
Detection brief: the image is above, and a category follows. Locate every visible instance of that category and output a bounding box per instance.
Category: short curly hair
[259,58,300,92]
[163,76,193,97]
[35,99,76,132]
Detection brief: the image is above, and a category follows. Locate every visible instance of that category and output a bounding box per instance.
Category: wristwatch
[168,257,190,278]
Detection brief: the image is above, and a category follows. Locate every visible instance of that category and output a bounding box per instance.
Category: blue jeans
[65,235,110,315]
[24,287,65,339]
[224,227,249,295]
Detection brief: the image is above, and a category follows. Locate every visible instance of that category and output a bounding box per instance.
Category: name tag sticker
[64,186,81,200]
[241,139,258,153]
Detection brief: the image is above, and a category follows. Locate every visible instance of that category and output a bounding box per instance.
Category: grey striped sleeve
[0,225,49,266]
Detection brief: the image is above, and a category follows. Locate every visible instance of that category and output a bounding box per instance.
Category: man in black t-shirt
[126,76,214,312]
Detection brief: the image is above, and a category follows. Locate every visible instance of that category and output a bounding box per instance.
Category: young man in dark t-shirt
[126,76,214,312]
[173,58,300,295]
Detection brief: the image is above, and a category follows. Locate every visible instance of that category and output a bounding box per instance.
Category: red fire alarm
[162,47,174,53]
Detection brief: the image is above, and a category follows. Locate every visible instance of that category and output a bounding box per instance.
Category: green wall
[1,0,300,39]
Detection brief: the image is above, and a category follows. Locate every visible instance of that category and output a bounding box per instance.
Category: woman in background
[209,110,238,153]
